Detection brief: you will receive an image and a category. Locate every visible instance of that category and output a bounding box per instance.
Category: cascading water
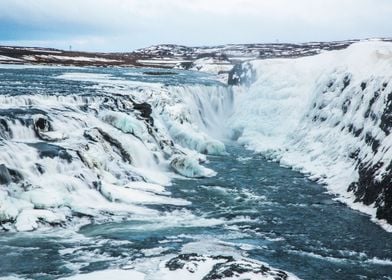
[0,66,233,232]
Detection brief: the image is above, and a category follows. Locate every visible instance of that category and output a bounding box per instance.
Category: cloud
[0,0,391,51]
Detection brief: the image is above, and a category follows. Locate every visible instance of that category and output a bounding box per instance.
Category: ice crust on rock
[170,155,216,178]
[60,252,299,280]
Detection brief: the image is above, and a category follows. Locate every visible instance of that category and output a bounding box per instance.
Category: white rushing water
[0,69,233,232]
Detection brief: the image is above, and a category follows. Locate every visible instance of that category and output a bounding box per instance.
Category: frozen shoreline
[229,41,392,231]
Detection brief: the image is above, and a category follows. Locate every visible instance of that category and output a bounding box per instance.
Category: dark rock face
[204,262,288,280]
[166,253,205,271]
[228,64,242,86]
[34,117,51,131]
[133,102,153,125]
[380,91,392,135]
[352,90,392,223]
[179,61,195,70]
[305,73,392,225]
[0,119,12,139]
[0,164,13,185]
[347,90,392,223]
[33,117,56,141]
[84,128,133,164]
[27,142,73,163]
[0,164,23,185]
[349,161,392,223]
[165,253,289,280]
[228,62,255,86]
[0,111,54,142]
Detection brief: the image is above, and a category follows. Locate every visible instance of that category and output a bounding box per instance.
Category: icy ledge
[229,40,392,231]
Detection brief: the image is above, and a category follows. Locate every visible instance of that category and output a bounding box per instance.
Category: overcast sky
[0,0,391,51]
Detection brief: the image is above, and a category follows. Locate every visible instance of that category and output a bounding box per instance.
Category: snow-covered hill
[0,46,138,67]
[229,40,392,230]
[134,41,360,82]
[0,40,364,82]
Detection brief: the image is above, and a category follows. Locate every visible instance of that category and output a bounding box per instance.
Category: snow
[137,59,190,67]
[57,247,301,280]
[229,41,392,230]
[0,55,23,62]
[60,269,145,280]
[59,257,300,280]
[0,53,119,64]
[34,55,120,62]
[190,57,233,74]
[14,209,66,232]
[170,155,216,178]
[99,181,190,206]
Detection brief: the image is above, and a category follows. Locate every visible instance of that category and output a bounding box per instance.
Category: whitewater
[0,40,392,279]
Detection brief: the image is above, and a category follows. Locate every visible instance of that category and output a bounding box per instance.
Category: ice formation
[0,70,231,232]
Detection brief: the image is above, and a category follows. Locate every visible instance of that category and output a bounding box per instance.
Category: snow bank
[0,55,23,62]
[60,269,145,280]
[230,41,392,229]
[35,55,120,63]
[170,155,216,178]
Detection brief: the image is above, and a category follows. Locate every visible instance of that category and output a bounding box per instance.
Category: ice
[100,111,148,140]
[60,269,145,280]
[15,209,66,232]
[229,41,392,229]
[170,155,216,178]
[167,121,226,155]
[99,182,190,206]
